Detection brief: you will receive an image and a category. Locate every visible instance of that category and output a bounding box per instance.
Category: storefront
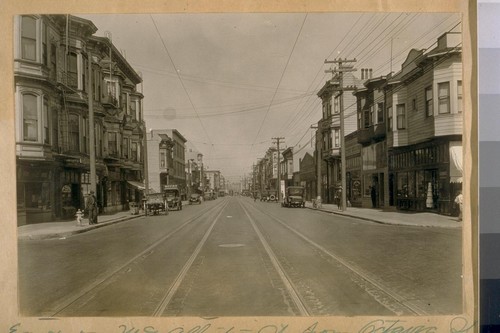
[360,141,388,209]
[16,161,55,225]
[389,139,462,215]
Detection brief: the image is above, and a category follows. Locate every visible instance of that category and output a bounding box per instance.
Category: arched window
[23,93,38,141]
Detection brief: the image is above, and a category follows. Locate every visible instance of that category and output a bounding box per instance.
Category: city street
[18,196,462,317]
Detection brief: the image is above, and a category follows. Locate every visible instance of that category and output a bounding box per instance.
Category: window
[457,80,463,113]
[334,129,340,147]
[412,98,417,112]
[370,106,374,125]
[104,78,120,105]
[108,132,117,156]
[396,104,406,130]
[357,111,362,130]
[43,97,49,144]
[68,53,78,89]
[130,100,136,120]
[438,82,450,114]
[50,43,57,79]
[131,142,137,162]
[82,117,88,153]
[333,96,339,114]
[377,102,384,123]
[68,114,80,151]
[160,150,166,168]
[363,108,371,128]
[21,16,36,61]
[23,93,38,141]
[387,106,393,131]
[95,122,102,157]
[52,107,58,149]
[123,137,129,159]
[425,86,433,117]
[82,57,87,93]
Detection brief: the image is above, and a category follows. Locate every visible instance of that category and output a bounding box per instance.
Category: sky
[79,12,461,183]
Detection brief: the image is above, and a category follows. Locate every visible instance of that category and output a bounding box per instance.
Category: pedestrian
[371,185,377,208]
[335,187,342,210]
[454,190,463,221]
[86,190,98,225]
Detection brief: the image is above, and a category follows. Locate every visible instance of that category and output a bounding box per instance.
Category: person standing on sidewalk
[86,191,98,225]
[454,190,463,221]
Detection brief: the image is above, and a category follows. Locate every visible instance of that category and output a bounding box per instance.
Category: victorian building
[14,15,145,224]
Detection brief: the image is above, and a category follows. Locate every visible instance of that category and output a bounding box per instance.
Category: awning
[450,145,463,183]
[127,180,145,190]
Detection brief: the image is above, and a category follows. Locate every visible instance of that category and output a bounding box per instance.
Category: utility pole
[324,58,357,211]
[272,137,285,202]
[252,163,256,198]
[87,50,96,195]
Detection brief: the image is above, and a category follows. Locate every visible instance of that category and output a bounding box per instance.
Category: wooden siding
[406,68,435,145]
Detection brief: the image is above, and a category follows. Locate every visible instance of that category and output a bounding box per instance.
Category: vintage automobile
[145,192,168,215]
[164,185,182,211]
[189,193,202,205]
[282,186,306,208]
[261,190,278,202]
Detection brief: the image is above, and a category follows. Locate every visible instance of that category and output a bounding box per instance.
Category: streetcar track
[153,200,229,316]
[239,201,311,316]
[49,199,228,317]
[242,200,430,316]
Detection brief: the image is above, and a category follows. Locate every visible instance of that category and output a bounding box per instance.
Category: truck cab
[282,186,305,208]
[164,185,182,211]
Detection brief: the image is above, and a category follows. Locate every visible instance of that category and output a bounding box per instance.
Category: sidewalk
[18,210,145,241]
[304,201,462,228]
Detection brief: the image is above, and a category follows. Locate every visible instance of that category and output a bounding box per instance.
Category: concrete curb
[18,214,144,241]
[304,206,461,229]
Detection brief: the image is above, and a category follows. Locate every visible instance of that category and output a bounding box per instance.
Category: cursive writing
[358,319,438,333]
[449,317,476,333]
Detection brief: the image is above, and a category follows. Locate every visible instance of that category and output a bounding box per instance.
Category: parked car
[189,193,202,205]
[145,193,168,215]
[282,186,305,208]
[164,185,182,211]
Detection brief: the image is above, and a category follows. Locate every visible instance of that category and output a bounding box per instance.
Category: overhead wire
[251,13,308,150]
[149,14,214,147]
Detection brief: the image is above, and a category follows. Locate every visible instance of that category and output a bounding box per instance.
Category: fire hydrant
[76,209,84,226]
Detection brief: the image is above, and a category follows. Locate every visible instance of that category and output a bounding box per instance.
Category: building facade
[15,15,145,224]
[315,73,361,204]
[146,129,187,197]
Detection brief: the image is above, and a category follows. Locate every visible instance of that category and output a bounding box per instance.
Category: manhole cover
[218,243,245,248]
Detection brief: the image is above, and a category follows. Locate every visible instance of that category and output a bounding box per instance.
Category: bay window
[23,93,38,141]
[457,81,463,113]
[21,16,36,61]
[396,104,406,130]
[438,82,450,114]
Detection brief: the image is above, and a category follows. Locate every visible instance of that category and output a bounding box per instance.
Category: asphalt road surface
[18,196,462,317]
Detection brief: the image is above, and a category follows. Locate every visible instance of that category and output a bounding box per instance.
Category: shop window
[438,82,450,114]
[397,172,409,198]
[396,104,406,129]
[21,16,36,61]
[23,93,38,142]
[68,114,80,152]
[457,81,463,113]
[22,182,51,210]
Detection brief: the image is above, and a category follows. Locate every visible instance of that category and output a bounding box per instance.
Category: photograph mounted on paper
[14,12,467,317]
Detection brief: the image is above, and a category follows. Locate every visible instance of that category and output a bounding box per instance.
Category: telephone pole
[324,58,357,211]
[272,137,285,202]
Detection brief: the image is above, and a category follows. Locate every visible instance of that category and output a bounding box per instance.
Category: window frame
[425,86,433,117]
[438,81,451,114]
[21,16,37,62]
[22,93,38,142]
[457,80,463,113]
[396,103,406,130]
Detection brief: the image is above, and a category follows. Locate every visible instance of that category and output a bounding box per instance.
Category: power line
[149,15,213,146]
[251,14,308,149]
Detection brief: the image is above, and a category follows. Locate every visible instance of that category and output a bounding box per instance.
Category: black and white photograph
[1,1,476,331]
